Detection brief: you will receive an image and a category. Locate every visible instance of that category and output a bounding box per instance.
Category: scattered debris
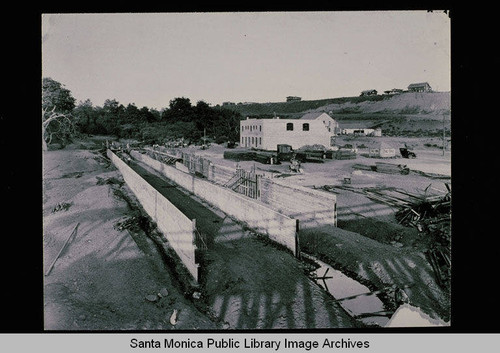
[96,176,124,186]
[52,202,73,213]
[321,182,451,289]
[159,288,169,297]
[114,217,140,232]
[145,294,159,302]
[169,309,178,326]
[394,287,410,305]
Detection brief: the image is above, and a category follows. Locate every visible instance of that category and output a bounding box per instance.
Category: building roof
[300,112,332,120]
[361,89,377,93]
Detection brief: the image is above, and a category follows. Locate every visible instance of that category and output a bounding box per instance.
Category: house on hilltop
[408,82,432,92]
[239,112,338,150]
[286,96,302,102]
[384,88,404,95]
[360,89,378,96]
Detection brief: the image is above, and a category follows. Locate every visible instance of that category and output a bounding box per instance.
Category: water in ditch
[309,257,391,327]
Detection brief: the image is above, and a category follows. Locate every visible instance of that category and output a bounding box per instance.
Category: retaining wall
[259,177,337,229]
[107,150,199,281]
[131,150,298,255]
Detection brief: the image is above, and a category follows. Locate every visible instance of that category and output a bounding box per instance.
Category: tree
[42,77,76,113]
[42,108,76,150]
[42,78,77,150]
[162,97,193,122]
[73,99,95,134]
[140,106,159,123]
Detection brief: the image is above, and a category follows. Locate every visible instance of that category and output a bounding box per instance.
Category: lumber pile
[223,150,278,164]
[352,163,376,171]
[395,185,451,288]
[334,149,357,160]
[352,162,410,175]
[375,162,410,175]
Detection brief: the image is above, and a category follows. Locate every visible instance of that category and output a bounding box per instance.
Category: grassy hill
[228,92,451,137]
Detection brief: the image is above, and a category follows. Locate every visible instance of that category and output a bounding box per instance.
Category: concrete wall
[107,150,199,281]
[259,177,337,229]
[208,163,236,186]
[131,150,298,255]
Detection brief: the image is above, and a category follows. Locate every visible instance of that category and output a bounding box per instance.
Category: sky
[41,11,450,110]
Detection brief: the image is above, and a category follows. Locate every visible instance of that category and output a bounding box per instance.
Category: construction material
[224,150,278,164]
[375,162,410,175]
[334,149,357,160]
[45,222,80,276]
[352,163,375,171]
[322,183,451,289]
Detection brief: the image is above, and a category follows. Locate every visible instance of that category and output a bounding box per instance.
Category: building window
[259,137,262,145]
[302,123,310,131]
[286,123,294,131]
[241,137,244,144]
[251,137,254,145]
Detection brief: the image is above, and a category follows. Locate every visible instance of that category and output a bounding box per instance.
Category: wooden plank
[45,223,80,276]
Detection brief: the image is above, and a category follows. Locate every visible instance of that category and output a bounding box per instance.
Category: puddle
[310,257,390,327]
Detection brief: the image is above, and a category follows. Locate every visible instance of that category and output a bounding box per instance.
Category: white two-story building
[240,112,339,151]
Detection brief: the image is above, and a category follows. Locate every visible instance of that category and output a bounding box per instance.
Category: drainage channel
[305,254,392,327]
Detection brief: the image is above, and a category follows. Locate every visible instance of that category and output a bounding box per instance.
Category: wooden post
[295,219,301,259]
[442,113,445,156]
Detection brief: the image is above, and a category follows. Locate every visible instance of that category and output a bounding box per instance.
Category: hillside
[230,92,450,117]
[230,92,451,137]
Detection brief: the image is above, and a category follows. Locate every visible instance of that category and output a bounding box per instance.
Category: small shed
[369,141,396,158]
